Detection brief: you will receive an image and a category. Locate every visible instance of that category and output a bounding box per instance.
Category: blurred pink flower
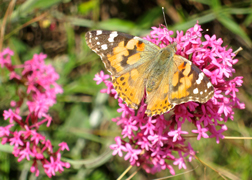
[110,136,127,157]
[0,49,69,177]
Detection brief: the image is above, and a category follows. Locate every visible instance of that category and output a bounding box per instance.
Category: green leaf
[10,0,64,22]
[69,17,95,28]
[172,11,216,31]
[63,72,102,95]
[217,12,252,47]
[243,11,252,26]
[0,144,13,153]
[136,6,162,29]
[64,147,112,169]
[78,0,97,15]
[98,18,136,32]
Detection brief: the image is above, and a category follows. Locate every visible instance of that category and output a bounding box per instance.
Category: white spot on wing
[200,91,203,95]
[96,30,102,35]
[97,42,100,45]
[89,33,92,43]
[207,82,212,88]
[196,72,204,84]
[108,31,118,42]
[95,37,98,40]
[101,44,108,50]
[193,88,199,94]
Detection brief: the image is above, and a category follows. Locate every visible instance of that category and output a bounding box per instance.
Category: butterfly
[85,30,214,116]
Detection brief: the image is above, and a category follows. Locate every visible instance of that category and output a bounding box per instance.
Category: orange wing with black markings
[85,30,160,109]
[145,70,175,116]
[112,61,153,109]
[168,55,214,105]
[85,30,159,76]
[144,44,214,116]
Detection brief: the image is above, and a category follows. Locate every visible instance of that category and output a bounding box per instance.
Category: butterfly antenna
[162,7,169,30]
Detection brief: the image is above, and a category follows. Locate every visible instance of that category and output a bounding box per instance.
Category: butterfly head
[167,42,177,52]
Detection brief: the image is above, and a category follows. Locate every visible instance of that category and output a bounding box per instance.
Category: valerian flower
[94,23,245,175]
[0,49,70,177]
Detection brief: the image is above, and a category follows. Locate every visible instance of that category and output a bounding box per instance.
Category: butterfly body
[146,44,176,93]
[85,30,214,116]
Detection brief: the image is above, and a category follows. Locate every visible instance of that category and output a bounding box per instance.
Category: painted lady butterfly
[85,30,214,116]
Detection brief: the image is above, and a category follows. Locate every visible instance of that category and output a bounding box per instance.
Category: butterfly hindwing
[145,70,175,116]
[113,61,153,109]
[145,48,214,116]
[168,55,214,105]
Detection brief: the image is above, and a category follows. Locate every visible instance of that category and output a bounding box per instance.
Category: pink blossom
[54,153,67,172]
[10,101,16,107]
[3,109,22,123]
[0,48,13,68]
[9,131,24,147]
[192,123,209,140]
[117,100,135,118]
[0,49,70,177]
[93,70,110,84]
[32,145,44,159]
[148,128,168,146]
[30,163,40,176]
[168,125,188,142]
[124,143,142,164]
[18,142,34,162]
[59,142,70,151]
[136,136,151,151]
[122,117,138,138]
[184,143,196,162]
[203,68,222,85]
[9,71,21,80]
[140,117,156,135]
[43,156,56,177]
[30,131,45,145]
[209,125,226,144]
[110,136,127,157]
[0,124,13,137]
[173,151,187,169]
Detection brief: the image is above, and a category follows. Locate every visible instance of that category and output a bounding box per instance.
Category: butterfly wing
[85,30,160,109]
[112,61,152,109]
[168,55,214,105]
[145,70,175,116]
[145,54,214,117]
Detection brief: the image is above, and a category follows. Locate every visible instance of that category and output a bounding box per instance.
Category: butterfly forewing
[85,30,160,109]
[85,30,159,76]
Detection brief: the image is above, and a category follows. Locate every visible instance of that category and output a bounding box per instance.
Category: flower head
[0,49,69,177]
[94,23,245,175]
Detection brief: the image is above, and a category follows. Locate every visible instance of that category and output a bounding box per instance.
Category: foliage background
[0,0,251,179]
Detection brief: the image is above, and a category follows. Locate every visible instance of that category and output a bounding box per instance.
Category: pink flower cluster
[93,23,245,175]
[0,48,70,177]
